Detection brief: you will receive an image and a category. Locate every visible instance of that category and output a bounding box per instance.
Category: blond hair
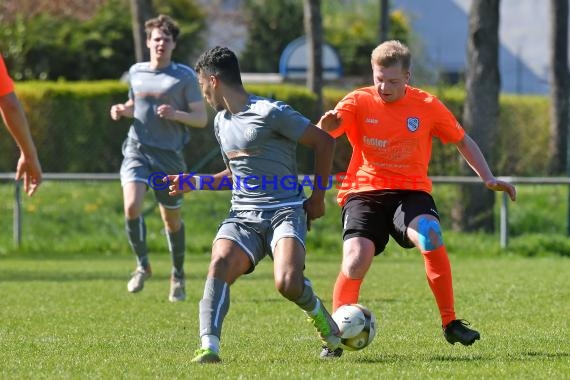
[371,40,411,70]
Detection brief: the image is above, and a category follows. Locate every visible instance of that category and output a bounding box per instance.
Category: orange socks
[332,271,363,311]
[332,246,455,325]
[421,245,456,326]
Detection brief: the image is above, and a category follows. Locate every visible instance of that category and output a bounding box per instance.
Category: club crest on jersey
[244,127,258,141]
[407,117,420,132]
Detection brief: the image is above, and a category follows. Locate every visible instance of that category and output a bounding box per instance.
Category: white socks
[201,334,220,353]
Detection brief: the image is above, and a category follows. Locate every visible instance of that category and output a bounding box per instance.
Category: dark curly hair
[195,46,243,87]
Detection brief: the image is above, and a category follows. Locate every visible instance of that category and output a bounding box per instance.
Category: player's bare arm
[166,168,232,196]
[298,124,335,228]
[0,92,43,195]
[455,134,517,201]
[156,99,208,128]
[110,99,134,120]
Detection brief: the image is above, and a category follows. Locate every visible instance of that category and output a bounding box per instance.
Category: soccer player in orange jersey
[0,55,42,196]
[318,40,516,358]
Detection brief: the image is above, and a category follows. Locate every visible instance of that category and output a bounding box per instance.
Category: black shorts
[341,190,440,255]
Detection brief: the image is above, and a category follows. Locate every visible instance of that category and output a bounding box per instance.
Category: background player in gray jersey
[166,46,339,363]
[109,15,207,302]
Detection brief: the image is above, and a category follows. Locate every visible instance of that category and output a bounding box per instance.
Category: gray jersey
[126,62,202,151]
[214,95,310,210]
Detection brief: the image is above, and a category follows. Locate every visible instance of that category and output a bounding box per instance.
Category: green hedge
[425,86,551,176]
[0,81,550,176]
[1,81,128,173]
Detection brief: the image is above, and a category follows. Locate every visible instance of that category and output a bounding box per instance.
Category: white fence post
[500,191,509,248]
[14,180,21,247]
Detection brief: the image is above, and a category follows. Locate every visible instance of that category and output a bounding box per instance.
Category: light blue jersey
[127,62,202,151]
[214,95,310,210]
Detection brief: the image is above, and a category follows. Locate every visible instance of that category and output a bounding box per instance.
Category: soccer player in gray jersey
[109,15,207,302]
[166,46,340,363]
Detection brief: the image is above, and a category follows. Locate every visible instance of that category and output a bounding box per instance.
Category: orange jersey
[331,85,465,206]
[0,56,14,97]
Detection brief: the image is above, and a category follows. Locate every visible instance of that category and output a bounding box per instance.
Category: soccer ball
[332,304,376,351]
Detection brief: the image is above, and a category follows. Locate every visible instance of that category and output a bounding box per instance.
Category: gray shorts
[120,138,187,209]
[214,206,307,273]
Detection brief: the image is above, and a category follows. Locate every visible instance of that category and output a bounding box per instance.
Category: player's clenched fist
[156,104,176,119]
[110,103,127,120]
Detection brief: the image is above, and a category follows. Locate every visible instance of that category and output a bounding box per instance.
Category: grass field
[0,253,568,379]
[0,181,569,378]
[2,181,570,257]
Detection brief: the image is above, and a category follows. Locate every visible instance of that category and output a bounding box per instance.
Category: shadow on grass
[351,350,569,364]
[348,353,488,364]
[521,351,570,359]
[428,354,487,361]
[0,270,205,283]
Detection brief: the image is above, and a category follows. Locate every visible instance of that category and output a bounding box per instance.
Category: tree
[548,0,569,174]
[0,0,205,80]
[454,0,500,232]
[240,0,304,72]
[129,0,155,63]
[303,0,323,116]
[0,0,105,20]
[323,0,409,77]
[0,0,135,80]
[379,0,390,42]
[129,0,206,65]
[240,0,410,77]
[153,0,206,64]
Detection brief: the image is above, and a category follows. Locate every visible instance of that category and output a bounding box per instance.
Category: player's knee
[274,273,302,300]
[209,254,229,272]
[209,252,240,280]
[209,247,251,283]
[416,217,443,251]
[342,239,375,278]
[163,218,182,233]
[341,254,370,279]
[124,204,141,219]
